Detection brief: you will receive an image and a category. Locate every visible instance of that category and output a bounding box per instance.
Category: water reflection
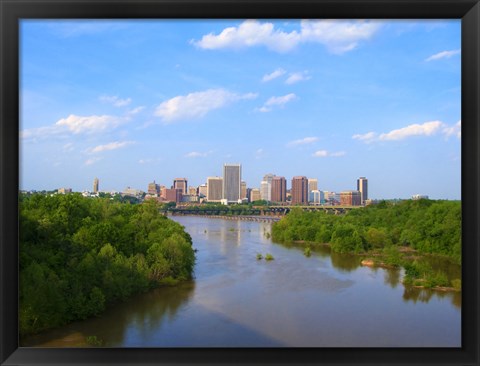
[22,281,195,347]
[329,251,361,272]
[383,268,401,288]
[402,285,461,308]
[273,238,461,308]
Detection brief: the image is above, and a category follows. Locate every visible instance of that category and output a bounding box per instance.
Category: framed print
[1,0,479,365]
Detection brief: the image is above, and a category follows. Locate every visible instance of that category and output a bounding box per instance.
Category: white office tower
[309,190,324,205]
[262,173,274,201]
[260,180,271,201]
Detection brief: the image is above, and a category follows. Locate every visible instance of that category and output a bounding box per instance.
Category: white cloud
[443,120,461,139]
[21,125,62,140]
[127,106,145,115]
[378,121,444,141]
[88,140,135,154]
[56,114,123,134]
[312,150,328,157]
[258,93,297,112]
[285,71,311,85]
[63,143,74,152]
[287,136,318,147]
[84,157,102,166]
[191,20,301,53]
[21,114,123,140]
[185,151,212,158]
[312,150,346,158]
[192,19,382,54]
[255,148,265,159]
[99,95,132,107]
[425,49,460,62]
[353,120,459,143]
[299,20,382,54]
[262,68,286,82]
[155,89,258,123]
[352,131,377,143]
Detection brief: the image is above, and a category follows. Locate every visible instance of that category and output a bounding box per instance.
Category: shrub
[304,247,311,257]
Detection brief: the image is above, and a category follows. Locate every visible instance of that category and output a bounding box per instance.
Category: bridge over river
[166,205,360,218]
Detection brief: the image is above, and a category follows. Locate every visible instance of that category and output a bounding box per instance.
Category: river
[22,216,461,347]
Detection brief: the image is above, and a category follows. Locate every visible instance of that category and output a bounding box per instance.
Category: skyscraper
[93,177,99,193]
[223,164,241,203]
[271,176,286,203]
[198,184,208,198]
[207,177,223,202]
[308,178,318,202]
[357,177,368,205]
[262,173,274,201]
[308,178,318,192]
[174,178,188,195]
[260,181,270,201]
[241,181,247,200]
[148,180,160,195]
[309,190,324,205]
[291,176,308,205]
[340,190,362,206]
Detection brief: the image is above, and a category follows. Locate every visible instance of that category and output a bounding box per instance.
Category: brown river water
[22,216,461,347]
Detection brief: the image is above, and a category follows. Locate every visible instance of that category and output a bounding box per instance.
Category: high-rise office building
[260,181,270,201]
[291,176,308,205]
[308,178,318,202]
[198,184,208,198]
[207,177,223,202]
[174,178,188,195]
[241,181,247,200]
[340,190,362,206]
[165,188,183,203]
[188,186,197,196]
[262,173,275,201]
[309,190,324,205]
[93,177,99,193]
[250,188,261,202]
[223,164,241,203]
[357,177,368,205]
[271,176,286,203]
[148,180,160,195]
[308,178,318,192]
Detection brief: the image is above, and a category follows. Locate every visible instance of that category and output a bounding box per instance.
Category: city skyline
[20,19,461,199]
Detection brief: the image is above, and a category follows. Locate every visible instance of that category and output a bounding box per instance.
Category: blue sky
[20,19,461,199]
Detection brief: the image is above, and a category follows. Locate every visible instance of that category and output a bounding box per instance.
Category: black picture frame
[1,0,479,365]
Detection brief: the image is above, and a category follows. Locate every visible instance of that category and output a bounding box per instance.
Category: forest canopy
[19,193,195,337]
[271,199,461,263]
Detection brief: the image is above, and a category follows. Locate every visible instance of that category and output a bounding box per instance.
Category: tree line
[19,193,195,337]
[271,199,461,263]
